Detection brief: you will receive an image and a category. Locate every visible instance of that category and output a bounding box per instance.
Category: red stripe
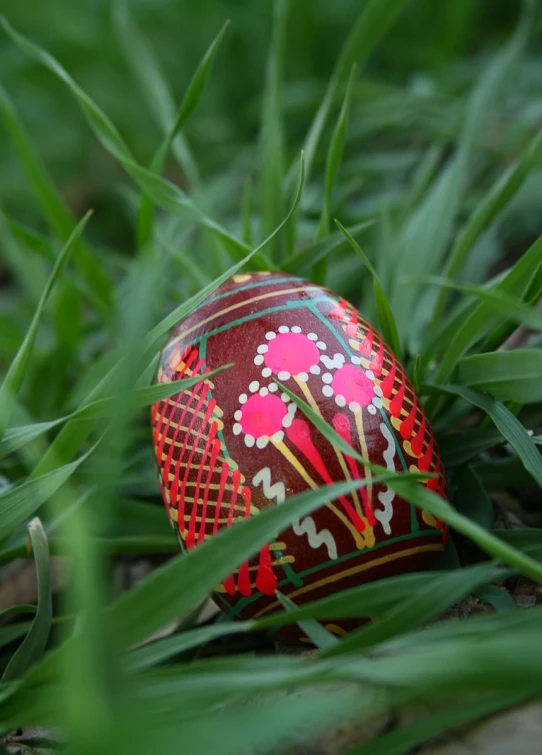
[197,436,221,543]
[256,543,277,595]
[389,368,406,418]
[227,469,241,526]
[194,423,219,545]
[213,462,230,534]
[370,338,385,377]
[178,391,214,530]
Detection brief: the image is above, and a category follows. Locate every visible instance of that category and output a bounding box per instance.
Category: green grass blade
[112,0,200,189]
[456,350,542,404]
[433,126,542,321]
[317,65,356,242]
[321,562,505,658]
[260,0,287,262]
[0,365,232,459]
[276,592,339,650]
[135,20,229,250]
[290,0,411,184]
[435,384,542,487]
[0,211,92,439]
[389,3,532,345]
[414,275,542,330]
[0,447,94,540]
[109,476,401,648]
[0,86,113,317]
[0,18,256,266]
[439,428,505,467]
[335,219,401,357]
[282,219,376,275]
[166,20,229,150]
[430,234,542,387]
[391,478,542,583]
[2,519,52,681]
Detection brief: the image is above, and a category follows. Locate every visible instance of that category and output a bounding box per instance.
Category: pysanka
[151,272,447,640]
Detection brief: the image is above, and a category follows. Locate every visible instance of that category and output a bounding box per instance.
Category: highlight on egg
[151,271,447,639]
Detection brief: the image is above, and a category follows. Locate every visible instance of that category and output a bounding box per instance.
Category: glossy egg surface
[152,272,447,635]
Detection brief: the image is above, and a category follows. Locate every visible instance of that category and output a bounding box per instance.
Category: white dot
[373,397,382,409]
[349,401,360,412]
[281,393,290,403]
[368,405,377,415]
[262,367,272,378]
[254,355,264,365]
[310,365,321,375]
[256,436,269,449]
[291,325,301,333]
[278,325,289,334]
[366,370,375,381]
[308,333,318,341]
[298,372,308,382]
[233,423,242,435]
[317,341,327,350]
[335,395,346,408]
[245,435,255,448]
[259,387,269,397]
[351,356,361,365]
[257,344,269,354]
[234,410,242,421]
[322,373,333,384]
[266,332,276,340]
[322,385,333,397]
[249,380,259,393]
[278,371,290,381]
[239,393,247,404]
[269,382,278,392]
[282,413,294,428]
[374,386,383,398]
[272,430,284,443]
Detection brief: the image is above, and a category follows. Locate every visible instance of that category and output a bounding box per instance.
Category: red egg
[151,272,447,640]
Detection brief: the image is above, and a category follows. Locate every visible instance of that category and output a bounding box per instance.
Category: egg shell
[152,272,447,641]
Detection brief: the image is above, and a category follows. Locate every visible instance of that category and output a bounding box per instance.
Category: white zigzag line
[293,516,338,560]
[253,467,286,503]
[253,467,338,559]
[376,422,396,535]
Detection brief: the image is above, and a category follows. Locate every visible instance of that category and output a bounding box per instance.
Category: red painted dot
[331,364,375,406]
[239,393,287,438]
[265,332,320,376]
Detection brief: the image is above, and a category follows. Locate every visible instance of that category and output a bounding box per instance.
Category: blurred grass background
[1,1,542,753]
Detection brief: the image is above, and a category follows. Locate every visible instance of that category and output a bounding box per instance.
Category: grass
[0,0,542,753]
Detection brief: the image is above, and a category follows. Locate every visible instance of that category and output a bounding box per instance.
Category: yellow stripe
[253,543,444,617]
[167,286,322,349]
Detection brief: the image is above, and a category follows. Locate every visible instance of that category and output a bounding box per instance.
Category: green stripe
[226,528,441,618]
[189,275,306,318]
[307,302,410,474]
[186,297,332,344]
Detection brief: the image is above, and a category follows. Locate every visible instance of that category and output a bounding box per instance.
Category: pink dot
[239,394,287,438]
[264,332,321,376]
[331,364,375,406]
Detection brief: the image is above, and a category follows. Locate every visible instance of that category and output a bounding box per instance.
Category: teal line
[307,302,409,473]
[189,276,305,318]
[199,333,301,590]
[226,528,441,618]
[185,297,332,345]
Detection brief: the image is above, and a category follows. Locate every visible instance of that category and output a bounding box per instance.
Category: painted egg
[151,272,447,641]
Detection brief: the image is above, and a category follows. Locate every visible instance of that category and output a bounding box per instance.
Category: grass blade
[335,219,401,357]
[109,476,406,648]
[260,0,287,262]
[290,0,411,184]
[0,211,92,439]
[2,519,52,681]
[0,447,95,540]
[435,384,542,487]
[456,350,542,404]
[433,124,542,320]
[321,562,505,657]
[276,592,339,650]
